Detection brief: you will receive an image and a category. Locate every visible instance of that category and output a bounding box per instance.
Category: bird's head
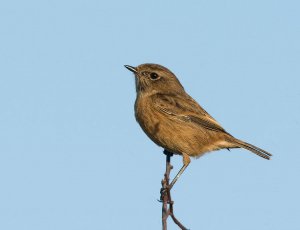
[124,63,185,95]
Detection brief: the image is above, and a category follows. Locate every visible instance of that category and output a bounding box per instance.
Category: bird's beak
[124,65,137,73]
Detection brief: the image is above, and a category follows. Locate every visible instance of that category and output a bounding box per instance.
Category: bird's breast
[134,96,191,154]
[135,97,161,139]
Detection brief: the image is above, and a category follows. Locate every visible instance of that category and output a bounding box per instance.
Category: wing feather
[152,93,228,134]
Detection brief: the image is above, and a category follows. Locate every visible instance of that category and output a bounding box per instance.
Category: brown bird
[125,63,271,189]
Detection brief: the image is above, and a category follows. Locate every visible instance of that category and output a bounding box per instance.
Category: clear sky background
[0,1,299,229]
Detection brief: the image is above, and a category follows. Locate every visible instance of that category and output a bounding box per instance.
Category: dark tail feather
[228,138,272,160]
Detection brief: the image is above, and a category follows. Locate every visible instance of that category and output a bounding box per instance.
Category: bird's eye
[150,72,159,80]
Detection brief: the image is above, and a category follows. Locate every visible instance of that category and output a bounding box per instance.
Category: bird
[124,63,272,189]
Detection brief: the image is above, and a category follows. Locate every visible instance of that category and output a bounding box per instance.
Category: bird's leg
[169,153,190,190]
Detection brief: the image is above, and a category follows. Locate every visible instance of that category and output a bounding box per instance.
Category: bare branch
[160,150,189,230]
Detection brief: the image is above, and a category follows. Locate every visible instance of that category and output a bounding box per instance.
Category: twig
[160,150,189,230]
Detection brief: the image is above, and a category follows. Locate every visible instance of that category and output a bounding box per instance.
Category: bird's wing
[152,93,228,133]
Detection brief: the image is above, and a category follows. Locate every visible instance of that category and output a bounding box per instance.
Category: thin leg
[169,153,190,190]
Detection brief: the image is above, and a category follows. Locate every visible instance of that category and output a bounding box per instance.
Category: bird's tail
[227,138,272,160]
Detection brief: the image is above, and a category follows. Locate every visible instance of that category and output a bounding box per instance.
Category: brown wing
[152,93,229,134]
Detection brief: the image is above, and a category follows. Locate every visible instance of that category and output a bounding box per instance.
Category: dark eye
[150,72,159,80]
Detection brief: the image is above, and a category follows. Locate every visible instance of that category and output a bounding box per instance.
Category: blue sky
[0,0,299,229]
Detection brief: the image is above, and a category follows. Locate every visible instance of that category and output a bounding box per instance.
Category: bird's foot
[163,149,173,156]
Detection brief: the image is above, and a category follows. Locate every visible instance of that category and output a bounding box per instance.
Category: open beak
[124,65,137,73]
